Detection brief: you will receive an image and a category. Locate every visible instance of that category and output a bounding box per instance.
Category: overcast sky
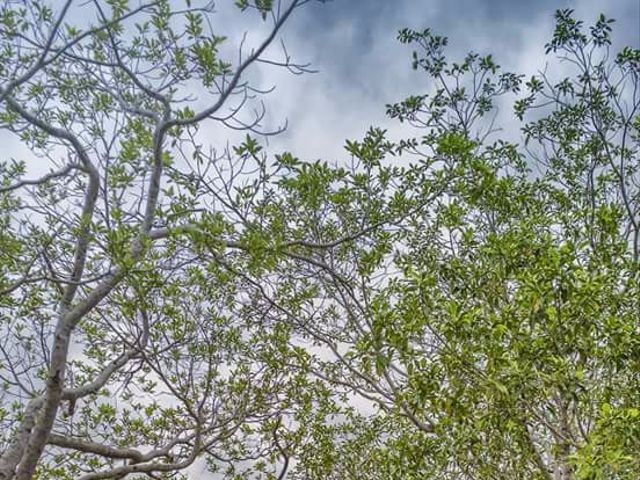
[3,0,638,171]
[241,0,640,160]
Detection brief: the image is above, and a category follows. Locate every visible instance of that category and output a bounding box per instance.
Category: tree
[0,1,332,479]
[1,4,639,480]
[279,11,639,480]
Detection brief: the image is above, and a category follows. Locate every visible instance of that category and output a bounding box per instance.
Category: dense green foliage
[289,11,640,480]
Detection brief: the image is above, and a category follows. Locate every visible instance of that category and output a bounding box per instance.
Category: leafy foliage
[283,10,639,480]
[0,4,638,480]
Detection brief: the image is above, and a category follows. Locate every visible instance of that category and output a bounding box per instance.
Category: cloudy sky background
[3,0,638,173]
[230,0,640,161]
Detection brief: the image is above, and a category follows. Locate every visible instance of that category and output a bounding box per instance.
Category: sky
[3,0,638,172]
[238,0,640,161]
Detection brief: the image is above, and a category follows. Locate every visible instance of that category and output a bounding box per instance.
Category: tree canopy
[0,2,639,480]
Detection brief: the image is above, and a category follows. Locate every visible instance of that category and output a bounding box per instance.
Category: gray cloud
[255,0,639,159]
[3,1,637,164]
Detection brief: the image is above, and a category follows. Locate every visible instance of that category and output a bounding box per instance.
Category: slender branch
[0,2,161,105]
[169,0,301,127]
[47,435,145,463]
[0,163,82,193]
